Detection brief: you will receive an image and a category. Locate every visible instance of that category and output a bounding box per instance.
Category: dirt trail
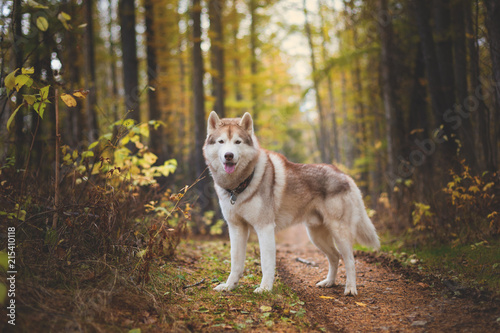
[276,225,500,332]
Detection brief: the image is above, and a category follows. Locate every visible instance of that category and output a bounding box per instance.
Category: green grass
[143,240,318,332]
[379,236,500,293]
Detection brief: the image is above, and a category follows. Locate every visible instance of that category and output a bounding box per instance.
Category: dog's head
[203,112,259,176]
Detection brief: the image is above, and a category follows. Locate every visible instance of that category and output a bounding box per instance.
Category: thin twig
[183,278,205,289]
[296,257,318,267]
[52,88,60,229]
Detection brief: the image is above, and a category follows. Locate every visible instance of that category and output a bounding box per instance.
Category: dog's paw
[316,279,336,288]
[344,284,358,296]
[254,286,272,294]
[214,283,234,292]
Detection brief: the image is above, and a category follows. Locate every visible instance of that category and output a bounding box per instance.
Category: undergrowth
[380,235,500,295]
[143,240,314,332]
[409,160,499,245]
[0,118,191,331]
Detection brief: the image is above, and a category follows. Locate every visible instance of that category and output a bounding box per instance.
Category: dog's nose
[225,152,234,161]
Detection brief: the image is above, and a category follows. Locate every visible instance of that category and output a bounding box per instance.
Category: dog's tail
[349,179,380,250]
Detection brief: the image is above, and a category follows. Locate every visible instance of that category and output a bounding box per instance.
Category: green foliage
[0,203,26,222]
[61,118,176,189]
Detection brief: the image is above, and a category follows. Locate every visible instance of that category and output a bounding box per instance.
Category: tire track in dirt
[276,225,500,332]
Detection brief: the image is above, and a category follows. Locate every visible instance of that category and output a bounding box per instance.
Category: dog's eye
[218,140,224,144]
[235,140,242,144]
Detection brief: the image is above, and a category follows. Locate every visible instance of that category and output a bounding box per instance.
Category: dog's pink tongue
[224,163,236,174]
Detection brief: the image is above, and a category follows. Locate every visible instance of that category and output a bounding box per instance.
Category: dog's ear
[239,112,253,135]
[207,111,221,134]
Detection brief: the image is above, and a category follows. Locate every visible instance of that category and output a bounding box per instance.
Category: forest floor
[3,225,500,332]
[276,224,500,332]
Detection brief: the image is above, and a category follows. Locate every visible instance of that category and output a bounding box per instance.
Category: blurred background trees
[0,0,498,242]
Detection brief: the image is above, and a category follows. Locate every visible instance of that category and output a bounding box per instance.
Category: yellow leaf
[22,67,34,74]
[410,128,425,135]
[73,90,89,98]
[355,302,367,307]
[14,74,32,91]
[59,11,71,21]
[60,93,77,107]
[27,0,48,9]
[5,69,19,91]
[468,186,480,193]
[483,182,494,191]
[36,16,49,32]
[319,296,335,299]
[7,104,23,131]
[260,305,272,312]
[23,94,36,105]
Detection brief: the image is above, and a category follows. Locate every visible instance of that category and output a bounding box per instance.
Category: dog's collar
[226,170,255,205]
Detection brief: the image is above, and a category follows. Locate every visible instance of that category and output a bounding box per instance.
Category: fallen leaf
[355,301,367,307]
[260,305,272,312]
[319,296,335,299]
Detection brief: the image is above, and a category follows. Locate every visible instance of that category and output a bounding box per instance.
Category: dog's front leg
[254,223,276,293]
[214,222,249,292]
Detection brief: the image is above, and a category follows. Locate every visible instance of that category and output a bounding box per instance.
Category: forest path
[275,225,500,332]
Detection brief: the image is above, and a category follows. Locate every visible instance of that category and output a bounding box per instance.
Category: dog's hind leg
[334,236,357,296]
[306,224,340,288]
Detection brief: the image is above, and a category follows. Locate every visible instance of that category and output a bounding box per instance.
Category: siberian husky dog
[203,112,380,295]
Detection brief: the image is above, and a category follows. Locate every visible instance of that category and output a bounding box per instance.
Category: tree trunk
[12,0,24,169]
[119,0,140,122]
[209,0,226,118]
[377,0,402,190]
[411,0,457,162]
[304,0,330,163]
[408,42,432,200]
[192,0,211,213]
[352,26,369,192]
[62,0,83,148]
[319,0,339,162]
[84,0,99,142]
[145,0,165,163]
[452,0,477,170]
[249,0,259,127]
[231,0,243,102]
[433,0,456,109]
[483,0,500,171]
[108,0,119,121]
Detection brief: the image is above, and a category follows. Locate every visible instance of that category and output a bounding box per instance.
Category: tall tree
[377,0,400,188]
[84,0,99,142]
[304,0,330,163]
[230,0,243,102]
[209,0,226,117]
[108,0,119,121]
[12,0,24,169]
[145,0,165,163]
[319,0,339,162]
[451,0,477,169]
[62,0,84,148]
[249,0,259,126]
[411,0,456,162]
[483,0,500,171]
[192,0,210,211]
[119,0,140,122]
